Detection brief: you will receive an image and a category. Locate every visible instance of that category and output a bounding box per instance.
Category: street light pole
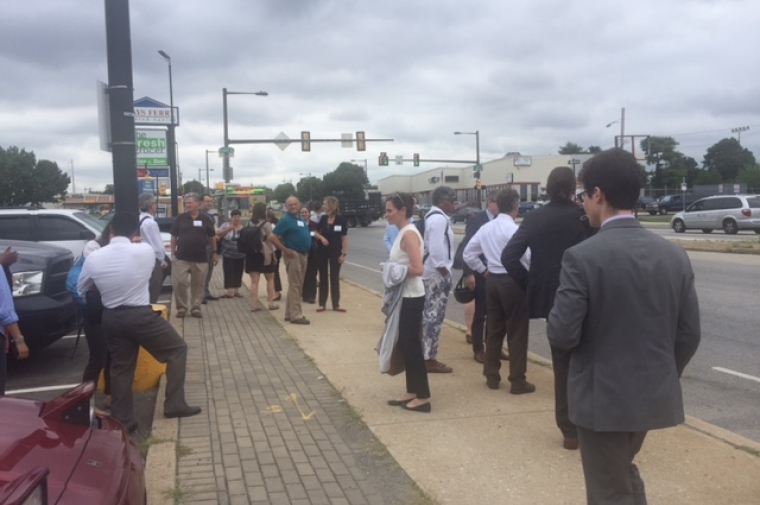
[299,172,313,202]
[158,50,178,216]
[731,126,750,144]
[454,130,481,205]
[222,88,268,183]
[205,149,216,192]
[351,158,367,176]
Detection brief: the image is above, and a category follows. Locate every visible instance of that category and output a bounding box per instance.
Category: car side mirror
[80,230,96,240]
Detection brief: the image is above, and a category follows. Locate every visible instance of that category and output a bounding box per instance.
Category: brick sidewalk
[173,275,429,505]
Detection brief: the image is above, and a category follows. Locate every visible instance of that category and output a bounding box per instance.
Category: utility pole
[70,159,76,194]
[731,126,750,144]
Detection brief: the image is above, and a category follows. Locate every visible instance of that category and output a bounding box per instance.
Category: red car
[0,383,145,505]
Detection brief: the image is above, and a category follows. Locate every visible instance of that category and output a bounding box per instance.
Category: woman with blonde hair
[315,196,348,312]
[245,202,278,311]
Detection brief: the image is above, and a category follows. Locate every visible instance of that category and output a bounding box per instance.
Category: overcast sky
[2,0,759,193]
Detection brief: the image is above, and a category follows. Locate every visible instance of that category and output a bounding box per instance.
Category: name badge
[297,221,305,227]
[310,231,316,237]
[334,225,343,232]
[193,220,202,227]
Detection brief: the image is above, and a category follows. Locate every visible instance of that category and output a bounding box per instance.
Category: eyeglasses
[576,188,595,203]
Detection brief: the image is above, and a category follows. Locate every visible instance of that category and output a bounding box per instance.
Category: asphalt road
[342,221,760,443]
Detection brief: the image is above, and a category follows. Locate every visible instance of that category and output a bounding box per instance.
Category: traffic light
[356,131,366,151]
[474,170,481,179]
[413,153,419,167]
[475,179,482,191]
[159,182,167,196]
[379,152,389,166]
[301,131,311,152]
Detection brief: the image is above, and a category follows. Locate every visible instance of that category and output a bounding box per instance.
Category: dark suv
[2,240,77,352]
[647,194,701,215]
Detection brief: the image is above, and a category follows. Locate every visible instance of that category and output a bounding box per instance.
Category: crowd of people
[382,148,701,505]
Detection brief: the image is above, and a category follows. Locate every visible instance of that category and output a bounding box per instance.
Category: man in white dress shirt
[79,212,201,433]
[138,193,167,304]
[421,186,456,373]
[463,188,534,394]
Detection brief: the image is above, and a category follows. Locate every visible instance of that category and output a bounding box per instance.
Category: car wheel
[346,216,357,228]
[672,219,685,233]
[701,229,713,234]
[722,219,738,235]
[649,211,657,216]
[659,208,667,215]
[754,229,760,234]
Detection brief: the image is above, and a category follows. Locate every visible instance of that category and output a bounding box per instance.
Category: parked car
[646,194,701,215]
[0,382,146,504]
[670,195,760,235]
[1,240,77,352]
[451,207,480,224]
[1,208,172,278]
[637,196,655,211]
[518,202,535,217]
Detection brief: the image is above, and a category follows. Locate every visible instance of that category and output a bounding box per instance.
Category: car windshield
[74,212,106,233]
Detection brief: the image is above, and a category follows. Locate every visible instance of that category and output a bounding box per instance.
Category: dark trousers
[302,245,318,302]
[551,344,576,438]
[149,259,164,304]
[318,247,342,308]
[484,274,529,383]
[222,257,245,289]
[399,296,429,399]
[471,273,487,353]
[577,427,648,505]
[82,315,111,394]
[204,246,214,297]
[103,306,190,428]
[274,249,283,293]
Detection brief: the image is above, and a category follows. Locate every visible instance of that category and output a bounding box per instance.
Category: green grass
[637,214,672,223]
[138,436,172,453]
[163,485,196,504]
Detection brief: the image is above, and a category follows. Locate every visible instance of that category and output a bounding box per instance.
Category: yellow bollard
[98,304,168,392]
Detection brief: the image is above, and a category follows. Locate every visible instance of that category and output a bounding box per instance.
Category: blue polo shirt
[273,212,312,253]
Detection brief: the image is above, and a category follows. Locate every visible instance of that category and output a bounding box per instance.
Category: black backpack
[414,210,451,262]
[237,221,263,254]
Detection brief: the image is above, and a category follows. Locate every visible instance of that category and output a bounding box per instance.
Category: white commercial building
[377,153,594,205]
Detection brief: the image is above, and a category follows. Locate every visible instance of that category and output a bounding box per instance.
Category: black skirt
[245,252,276,274]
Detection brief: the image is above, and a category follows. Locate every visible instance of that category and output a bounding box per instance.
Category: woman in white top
[385,194,431,413]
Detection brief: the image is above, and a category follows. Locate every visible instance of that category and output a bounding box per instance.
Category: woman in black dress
[315,196,348,312]
[245,202,278,311]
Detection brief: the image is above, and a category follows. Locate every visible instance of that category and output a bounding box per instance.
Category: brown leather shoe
[563,437,579,450]
[500,350,510,361]
[474,351,485,364]
[425,359,453,373]
[509,380,536,395]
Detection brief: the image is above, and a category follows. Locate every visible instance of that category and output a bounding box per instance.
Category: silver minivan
[671,195,760,235]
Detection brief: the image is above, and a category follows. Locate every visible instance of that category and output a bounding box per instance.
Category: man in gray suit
[547,148,700,505]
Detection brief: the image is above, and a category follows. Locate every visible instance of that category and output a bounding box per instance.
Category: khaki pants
[172,259,208,313]
[284,252,307,321]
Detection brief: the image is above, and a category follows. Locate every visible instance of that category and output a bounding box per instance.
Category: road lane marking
[344,261,382,274]
[5,383,82,396]
[712,367,760,384]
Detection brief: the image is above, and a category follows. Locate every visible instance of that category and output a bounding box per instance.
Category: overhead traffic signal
[356,131,366,151]
[300,131,311,152]
[379,152,389,166]
[413,153,419,167]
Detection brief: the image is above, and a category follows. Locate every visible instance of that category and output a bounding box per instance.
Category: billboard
[136,129,168,166]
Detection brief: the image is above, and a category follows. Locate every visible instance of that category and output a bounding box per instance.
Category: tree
[703,138,756,182]
[694,170,722,185]
[736,164,760,193]
[0,146,70,206]
[182,180,205,196]
[587,145,602,154]
[296,176,324,204]
[322,162,369,201]
[639,136,700,188]
[558,142,584,154]
[103,184,115,195]
[273,182,296,203]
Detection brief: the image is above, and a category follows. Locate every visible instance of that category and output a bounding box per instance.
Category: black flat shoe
[402,402,431,413]
[387,398,413,406]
